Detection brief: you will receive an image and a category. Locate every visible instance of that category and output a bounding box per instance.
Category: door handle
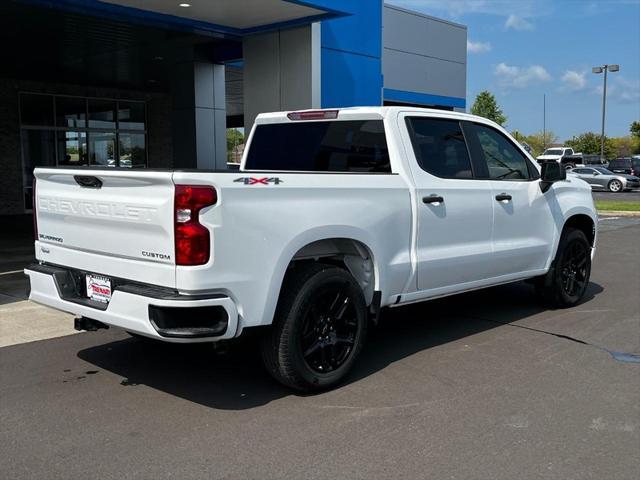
[74,175,103,189]
[423,195,444,204]
[495,193,512,202]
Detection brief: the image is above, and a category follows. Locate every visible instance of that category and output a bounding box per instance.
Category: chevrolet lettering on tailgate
[38,197,157,222]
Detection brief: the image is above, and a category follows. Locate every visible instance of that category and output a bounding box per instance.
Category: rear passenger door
[400,114,495,293]
[463,122,555,277]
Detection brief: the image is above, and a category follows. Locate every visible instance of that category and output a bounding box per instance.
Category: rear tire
[608,179,622,192]
[536,228,591,308]
[261,263,368,392]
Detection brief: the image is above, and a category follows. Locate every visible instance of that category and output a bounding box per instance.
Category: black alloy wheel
[559,238,589,297]
[261,263,368,391]
[299,285,359,373]
[535,228,591,308]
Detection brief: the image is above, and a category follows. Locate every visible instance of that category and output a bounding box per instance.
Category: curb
[598,210,640,217]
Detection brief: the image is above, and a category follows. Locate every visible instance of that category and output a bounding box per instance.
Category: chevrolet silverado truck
[26,107,597,391]
[536,147,584,169]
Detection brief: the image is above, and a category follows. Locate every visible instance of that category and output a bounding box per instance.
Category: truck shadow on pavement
[77,281,603,410]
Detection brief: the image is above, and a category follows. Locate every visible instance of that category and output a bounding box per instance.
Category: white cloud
[495,62,551,89]
[595,76,640,103]
[561,70,587,91]
[615,77,640,102]
[467,40,492,54]
[505,14,535,31]
[581,0,640,16]
[388,1,540,19]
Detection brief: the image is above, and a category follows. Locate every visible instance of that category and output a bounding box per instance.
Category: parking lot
[1,217,639,479]
[592,190,640,203]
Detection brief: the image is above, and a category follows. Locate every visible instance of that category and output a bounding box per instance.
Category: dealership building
[0,0,467,217]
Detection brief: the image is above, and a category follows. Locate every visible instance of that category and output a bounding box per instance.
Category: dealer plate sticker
[86,274,112,304]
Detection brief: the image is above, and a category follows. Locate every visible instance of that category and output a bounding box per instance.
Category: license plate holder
[85,274,112,304]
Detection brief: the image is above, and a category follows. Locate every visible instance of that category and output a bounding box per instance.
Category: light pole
[592,64,619,161]
[543,93,546,151]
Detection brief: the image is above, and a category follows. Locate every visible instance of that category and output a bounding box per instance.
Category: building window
[19,93,148,210]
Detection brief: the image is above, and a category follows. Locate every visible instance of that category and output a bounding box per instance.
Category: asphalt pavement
[1,220,639,480]
[592,189,640,203]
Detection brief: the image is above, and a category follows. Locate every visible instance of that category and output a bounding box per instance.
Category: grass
[595,200,640,212]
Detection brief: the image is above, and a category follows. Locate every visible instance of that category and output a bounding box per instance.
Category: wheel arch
[261,228,381,328]
[290,237,377,306]
[563,213,596,247]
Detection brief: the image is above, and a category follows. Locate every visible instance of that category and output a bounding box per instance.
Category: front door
[463,122,555,277]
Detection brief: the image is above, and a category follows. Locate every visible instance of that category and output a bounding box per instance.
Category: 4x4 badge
[234,177,283,185]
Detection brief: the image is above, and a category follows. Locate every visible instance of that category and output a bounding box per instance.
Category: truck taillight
[32,177,38,240]
[174,185,216,266]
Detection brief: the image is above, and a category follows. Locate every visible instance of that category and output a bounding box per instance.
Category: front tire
[536,228,591,308]
[608,179,623,192]
[261,263,368,392]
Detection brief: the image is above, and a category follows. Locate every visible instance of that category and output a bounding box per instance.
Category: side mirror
[593,172,599,176]
[540,161,566,192]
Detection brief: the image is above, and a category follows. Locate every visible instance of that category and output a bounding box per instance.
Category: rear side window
[467,123,531,180]
[244,120,390,172]
[405,117,473,178]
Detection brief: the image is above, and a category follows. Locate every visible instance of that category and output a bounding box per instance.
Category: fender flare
[549,206,597,265]
[259,226,381,327]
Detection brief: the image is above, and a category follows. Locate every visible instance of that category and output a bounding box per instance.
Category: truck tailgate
[34,168,176,288]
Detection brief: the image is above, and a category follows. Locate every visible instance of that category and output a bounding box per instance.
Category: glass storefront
[20,93,147,210]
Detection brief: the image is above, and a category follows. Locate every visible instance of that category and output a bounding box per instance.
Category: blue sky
[389,0,640,141]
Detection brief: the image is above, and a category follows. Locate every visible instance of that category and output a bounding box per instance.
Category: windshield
[543,149,563,155]
[594,167,613,175]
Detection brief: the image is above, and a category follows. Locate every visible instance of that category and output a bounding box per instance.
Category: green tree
[565,132,615,159]
[521,130,559,157]
[630,122,640,153]
[226,128,245,162]
[511,130,524,142]
[470,91,507,126]
[610,136,635,157]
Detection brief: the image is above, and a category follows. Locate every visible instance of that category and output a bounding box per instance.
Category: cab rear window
[245,120,391,172]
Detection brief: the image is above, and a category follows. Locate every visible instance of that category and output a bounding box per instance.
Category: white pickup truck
[536,147,584,169]
[26,107,597,391]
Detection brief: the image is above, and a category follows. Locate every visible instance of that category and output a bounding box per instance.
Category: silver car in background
[569,166,640,192]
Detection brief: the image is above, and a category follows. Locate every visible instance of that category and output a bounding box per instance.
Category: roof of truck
[255,106,497,126]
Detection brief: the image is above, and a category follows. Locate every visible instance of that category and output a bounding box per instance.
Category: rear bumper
[24,264,239,343]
